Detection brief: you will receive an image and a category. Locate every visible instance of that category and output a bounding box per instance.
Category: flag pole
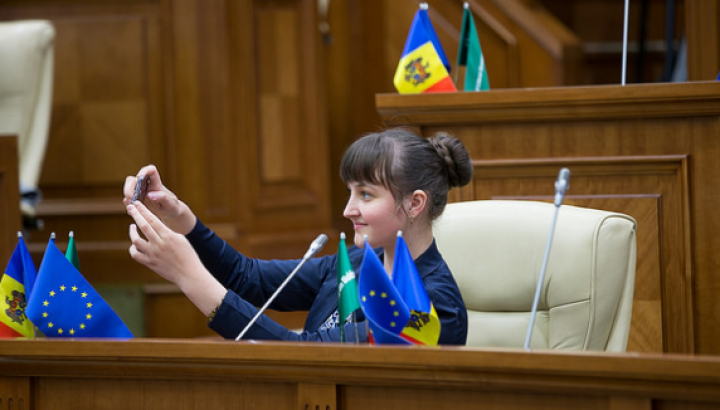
[17,230,39,339]
[352,311,359,344]
[339,232,346,343]
[622,0,629,85]
[454,2,470,85]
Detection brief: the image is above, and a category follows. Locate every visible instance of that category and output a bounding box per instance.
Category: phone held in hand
[132,175,150,203]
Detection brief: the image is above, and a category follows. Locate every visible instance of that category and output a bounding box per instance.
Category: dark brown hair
[340,128,473,221]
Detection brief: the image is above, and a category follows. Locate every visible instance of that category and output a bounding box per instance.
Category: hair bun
[429,132,473,188]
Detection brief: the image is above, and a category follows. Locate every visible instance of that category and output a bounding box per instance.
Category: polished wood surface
[377,81,720,355]
[0,135,21,264]
[1,339,720,410]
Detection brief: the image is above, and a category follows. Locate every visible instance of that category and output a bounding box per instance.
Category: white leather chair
[435,200,637,352]
[0,20,55,222]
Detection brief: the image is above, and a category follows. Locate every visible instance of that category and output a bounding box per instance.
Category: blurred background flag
[358,239,411,345]
[418,2,451,74]
[393,232,440,345]
[26,235,133,338]
[456,2,489,91]
[0,233,37,338]
[337,232,360,343]
[65,231,80,270]
[393,3,457,94]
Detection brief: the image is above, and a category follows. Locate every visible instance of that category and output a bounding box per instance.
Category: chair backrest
[0,20,55,196]
[434,200,637,352]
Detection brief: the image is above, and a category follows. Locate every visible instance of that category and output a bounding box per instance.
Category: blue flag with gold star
[393,234,440,345]
[358,240,411,345]
[25,238,133,338]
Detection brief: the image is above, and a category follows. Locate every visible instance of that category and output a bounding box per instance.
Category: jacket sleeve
[187,219,369,342]
[186,219,324,311]
[427,281,468,345]
[209,290,368,342]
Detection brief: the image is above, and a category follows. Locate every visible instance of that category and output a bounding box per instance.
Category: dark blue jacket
[186,220,468,345]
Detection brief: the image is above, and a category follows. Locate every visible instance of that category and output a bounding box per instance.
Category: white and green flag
[456,3,489,91]
[337,232,360,343]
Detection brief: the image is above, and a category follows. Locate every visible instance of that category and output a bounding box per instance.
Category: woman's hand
[123,164,196,235]
[127,200,226,316]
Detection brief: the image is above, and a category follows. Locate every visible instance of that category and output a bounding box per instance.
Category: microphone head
[553,167,571,207]
[314,233,328,248]
[555,167,571,192]
[304,234,328,259]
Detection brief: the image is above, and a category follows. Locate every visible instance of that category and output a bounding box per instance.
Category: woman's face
[343,181,407,250]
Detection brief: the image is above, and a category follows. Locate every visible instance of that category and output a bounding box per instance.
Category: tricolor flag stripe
[393,6,456,94]
[0,275,33,337]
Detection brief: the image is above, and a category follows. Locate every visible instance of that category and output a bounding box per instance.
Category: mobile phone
[132,175,150,203]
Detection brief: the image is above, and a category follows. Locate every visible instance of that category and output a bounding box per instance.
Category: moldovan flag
[358,240,411,345]
[393,4,457,93]
[0,235,37,337]
[26,237,133,338]
[456,3,489,91]
[393,232,440,345]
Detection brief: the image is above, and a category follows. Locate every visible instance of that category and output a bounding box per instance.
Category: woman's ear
[407,190,428,219]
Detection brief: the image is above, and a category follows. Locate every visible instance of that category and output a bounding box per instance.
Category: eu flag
[358,240,411,345]
[0,236,37,337]
[393,233,440,345]
[26,238,133,338]
[393,4,457,94]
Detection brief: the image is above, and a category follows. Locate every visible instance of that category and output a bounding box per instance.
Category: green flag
[337,232,360,343]
[65,231,80,271]
[456,3,489,91]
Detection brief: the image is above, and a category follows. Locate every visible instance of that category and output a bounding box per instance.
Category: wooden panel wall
[686,0,720,80]
[0,0,331,335]
[0,136,22,264]
[537,0,687,84]
[0,0,332,271]
[376,82,720,355]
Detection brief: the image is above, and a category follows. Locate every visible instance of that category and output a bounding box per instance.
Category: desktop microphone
[554,167,571,206]
[235,233,328,341]
[524,168,571,351]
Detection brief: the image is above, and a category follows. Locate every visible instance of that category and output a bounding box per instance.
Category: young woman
[124,128,473,344]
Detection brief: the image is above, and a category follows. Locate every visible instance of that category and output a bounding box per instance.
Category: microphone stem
[524,204,561,351]
[235,256,311,341]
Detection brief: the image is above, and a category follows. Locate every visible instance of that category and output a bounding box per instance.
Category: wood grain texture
[0,136,21,264]
[0,376,30,410]
[2,339,720,410]
[686,0,720,81]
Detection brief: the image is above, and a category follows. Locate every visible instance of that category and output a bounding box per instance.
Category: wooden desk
[376,82,720,355]
[1,339,720,410]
